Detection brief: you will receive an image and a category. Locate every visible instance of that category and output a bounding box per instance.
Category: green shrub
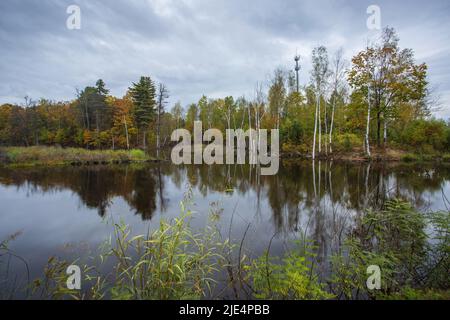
[380,287,450,300]
[401,119,448,152]
[282,142,309,155]
[281,119,304,143]
[334,133,362,152]
[402,153,419,162]
[129,149,146,160]
[245,241,333,300]
[331,199,449,299]
[442,154,450,163]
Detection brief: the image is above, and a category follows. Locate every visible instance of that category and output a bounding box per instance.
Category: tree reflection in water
[0,161,448,251]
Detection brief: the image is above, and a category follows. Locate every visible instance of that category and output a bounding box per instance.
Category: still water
[0,161,449,298]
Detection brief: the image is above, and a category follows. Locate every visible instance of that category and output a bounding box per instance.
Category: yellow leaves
[83,130,92,146]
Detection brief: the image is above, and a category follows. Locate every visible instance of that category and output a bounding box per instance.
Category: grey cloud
[0,0,449,118]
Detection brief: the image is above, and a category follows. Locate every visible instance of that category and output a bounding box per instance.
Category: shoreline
[281,149,450,163]
[1,146,449,167]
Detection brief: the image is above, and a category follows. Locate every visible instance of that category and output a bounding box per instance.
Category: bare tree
[329,49,348,154]
[171,102,183,129]
[254,82,266,152]
[156,83,169,158]
[268,69,286,130]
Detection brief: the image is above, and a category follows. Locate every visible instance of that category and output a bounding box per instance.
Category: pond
[0,161,449,298]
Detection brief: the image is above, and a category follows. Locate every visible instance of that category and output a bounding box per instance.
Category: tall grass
[0,146,150,166]
[0,231,30,299]
[33,190,231,300]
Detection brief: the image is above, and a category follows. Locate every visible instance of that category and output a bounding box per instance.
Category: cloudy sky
[1,0,449,118]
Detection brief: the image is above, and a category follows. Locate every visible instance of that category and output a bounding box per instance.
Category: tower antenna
[294,53,301,93]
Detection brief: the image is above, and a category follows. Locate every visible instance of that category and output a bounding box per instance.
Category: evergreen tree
[129,76,156,148]
[96,79,109,96]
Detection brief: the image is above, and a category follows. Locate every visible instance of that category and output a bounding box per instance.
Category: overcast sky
[1,0,449,118]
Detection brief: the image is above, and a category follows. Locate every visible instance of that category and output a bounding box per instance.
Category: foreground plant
[0,232,31,299]
[34,192,230,300]
[330,199,449,299]
[22,198,450,300]
[244,241,333,300]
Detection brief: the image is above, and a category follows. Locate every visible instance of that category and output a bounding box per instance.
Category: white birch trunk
[365,87,371,157]
[329,95,336,154]
[318,96,322,154]
[312,94,319,160]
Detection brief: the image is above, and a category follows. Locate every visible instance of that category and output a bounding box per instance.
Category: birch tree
[311,46,329,160]
[156,83,169,158]
[268,69,286,130]
[171,102,183,129]
[349,28,428,150]
[253,82,266,160]
[366,86,372,157]
[329,49,347,154]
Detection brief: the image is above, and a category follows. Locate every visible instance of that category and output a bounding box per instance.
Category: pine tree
[129,76,156,149]
[96,79,109,96]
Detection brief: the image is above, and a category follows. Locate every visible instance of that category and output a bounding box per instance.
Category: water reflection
[0,161,449,298]
[0,162,448,227]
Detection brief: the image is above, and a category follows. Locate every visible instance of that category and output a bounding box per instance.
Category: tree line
[1,27,449,155]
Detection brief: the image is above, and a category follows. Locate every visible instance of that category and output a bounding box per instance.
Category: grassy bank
[1,146,448,167]
[0,146,155,167]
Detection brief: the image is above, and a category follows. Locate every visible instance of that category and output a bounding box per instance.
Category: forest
[1,27,449,159]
